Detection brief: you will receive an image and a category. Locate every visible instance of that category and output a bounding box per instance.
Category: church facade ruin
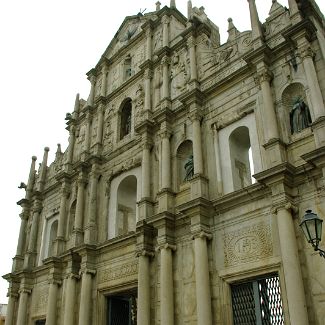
[4,0,325,324]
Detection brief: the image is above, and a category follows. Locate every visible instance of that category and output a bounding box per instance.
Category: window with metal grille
[231,274,284,325]
[107,294,137,325]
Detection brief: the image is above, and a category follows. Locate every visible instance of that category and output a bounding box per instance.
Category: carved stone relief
[134,84,145,125]
[153,28,163,53]
[95,76,102,97]
[32,285,48,315]
[110,66,120,92]
[223,222,273,267]
[153,67,163,108]
[98,260,138,284]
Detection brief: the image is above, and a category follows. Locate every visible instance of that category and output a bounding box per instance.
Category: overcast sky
[0,0,324,303]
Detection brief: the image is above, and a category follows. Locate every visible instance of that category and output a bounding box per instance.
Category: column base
[157,189,175,213]
[84,224,97,245]
[312,116,325,148]
[138,198,154,220]
[263,138,287,168]
[190,174,209,199]
[12,255,24,272]
[71,229,84,247]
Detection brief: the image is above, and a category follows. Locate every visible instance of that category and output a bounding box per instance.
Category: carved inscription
[32,286,48,315]
[224,222,273,266]
[98,261,138,284]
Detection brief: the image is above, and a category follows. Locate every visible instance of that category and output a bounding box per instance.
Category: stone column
[146,29,152,61]
[300,46,325,120]
[161,56,170,99]
[16,211,29,257]
[96,105,105,145]
[191,112,204,175]
[162,16,170,47]
[144,69,152,112]
[193,231,212,325]
[160,130,171,189]
[276,205,309,324]
[100,65,107,97]
[63,274,77,325]
[137,251,152,325]
[84,113,92,153]
[56,183,69,254]
[67,125,76,165]
[5,291,17,325]
[46,280,60,325]
[187,36,197,81]
[142,143,151,198]
[73,175,86,245]
[159,244,176,325]
[85,164,98,244]
[78,269,96,325]
[87,75,96,107]
[258,68,279,141]
[212,124,223,195]
[16,288,31,325]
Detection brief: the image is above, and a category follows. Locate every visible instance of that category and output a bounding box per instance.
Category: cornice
[282,18,317,45]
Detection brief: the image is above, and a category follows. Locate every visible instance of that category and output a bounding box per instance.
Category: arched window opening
[116,175,137,236]
[176,140,193,188]
[120,99,132,140]
[229,126,253,191]
[48,220,58,257]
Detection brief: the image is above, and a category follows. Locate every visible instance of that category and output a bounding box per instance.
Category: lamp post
[299,210,325,259]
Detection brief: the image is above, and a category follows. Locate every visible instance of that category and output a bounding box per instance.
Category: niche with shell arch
[229,126,253,191]
[282,83,312,138]
[176,140,194,188]
[119,98,132,140]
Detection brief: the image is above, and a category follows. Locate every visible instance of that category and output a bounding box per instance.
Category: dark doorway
[107,294,137,325]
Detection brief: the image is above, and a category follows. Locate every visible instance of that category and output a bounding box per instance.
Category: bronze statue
[184,154,194,181]
[290,97,312,134]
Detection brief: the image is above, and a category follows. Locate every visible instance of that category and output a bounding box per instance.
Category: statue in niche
[170,53,188,99]
[135,84,144,124]
[290,97,312,134]
[154,67,163,107]
[184,155,194,181]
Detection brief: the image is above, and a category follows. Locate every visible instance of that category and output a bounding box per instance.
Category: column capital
[80,267,96,277]
[189,110,203,123]
[88,75,96,85]
[19,210,30,221]
[32,200,42,213]
[18,288,32,295]
[144,68,153,80]
[191,230,212,241]
[141,141,153,151]
[65,272,80,280]
[161,55,170,66]
[48,278,62,286]
[136,249,155,258]
[158,128,172,140]
[299,45,315,60]
[271,200,298,215]
[155,243,177,252]
[258,68,273,84]
[187,35,196,48]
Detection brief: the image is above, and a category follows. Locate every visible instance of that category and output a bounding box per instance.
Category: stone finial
[37,147,49,191]
[247,0,264,45]
[74,93,80,113]
[156,1,161,11]
[170,0,176,8]
[55,144,62,160]
[26,156,37,199]
[187,0,193,19]
[227,18,240,41]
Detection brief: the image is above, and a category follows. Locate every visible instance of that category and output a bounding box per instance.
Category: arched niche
[119,98,132,140]
[107,167,141,239]
[68,200,76,237]
[176,140,193,188]
[48,220,58,257]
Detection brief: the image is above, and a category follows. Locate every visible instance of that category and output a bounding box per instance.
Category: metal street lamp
[299,210,325,259]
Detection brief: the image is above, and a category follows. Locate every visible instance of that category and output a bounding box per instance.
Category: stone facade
[3,1,325,324]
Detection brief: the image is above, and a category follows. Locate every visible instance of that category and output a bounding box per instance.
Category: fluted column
[258,69,279,141]
[78,269,96,325]
[144,69,152,112]
[67,125,76,164]
[87,75,96,107]
[212,124,223,195]
[16,210,29,257]
[96,104,105,144]
[85,164,98,244]
[159,243,176,325]
[193,231,212,325]
[300,46,325,120]
[73,174,86,245]
[16,288,31,325]
[276,205,309,324]
[142,143,151,198]
[100,65,108,97]
[146,29,152,61]
[162,16,170,47]
[160,130,171,189]
[161,56,170,99]
[137,251,152,325]
[63,274,78,325]
[191,112,204,175]
[5,291,17,325]
[187,36,197,81]
[46,280,60,325]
